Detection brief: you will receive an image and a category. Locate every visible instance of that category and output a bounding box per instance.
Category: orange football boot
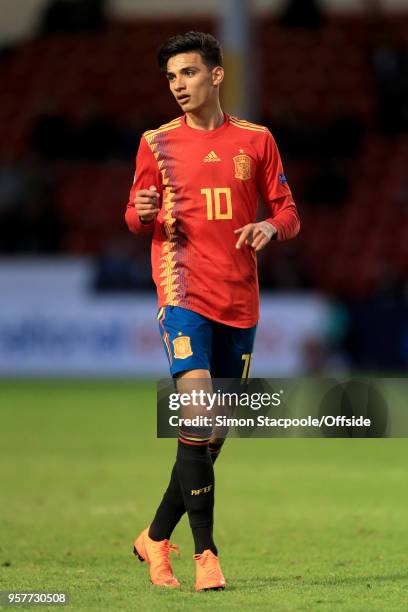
[194,549,226,591]
[133,527,180,588]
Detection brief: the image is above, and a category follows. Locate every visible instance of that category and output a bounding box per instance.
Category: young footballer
[125,31,300,591]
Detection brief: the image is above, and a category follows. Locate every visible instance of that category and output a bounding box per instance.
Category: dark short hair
[157,31,223,72]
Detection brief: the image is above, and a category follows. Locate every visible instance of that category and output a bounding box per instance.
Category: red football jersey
[125,113,300,327]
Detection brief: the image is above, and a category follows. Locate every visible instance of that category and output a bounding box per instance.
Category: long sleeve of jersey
[125,135,162,235]
[257,131,300,241]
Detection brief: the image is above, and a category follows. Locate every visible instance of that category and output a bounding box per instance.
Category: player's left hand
[234,221,277,251]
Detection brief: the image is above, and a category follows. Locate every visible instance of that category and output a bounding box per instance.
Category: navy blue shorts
[157,305,257,378]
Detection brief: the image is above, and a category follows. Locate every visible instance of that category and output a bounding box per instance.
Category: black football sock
[148,462,185,541]
[208,438,226,464]
[192,525,218,557]
[176,440,217,556]
[148,437,222,541]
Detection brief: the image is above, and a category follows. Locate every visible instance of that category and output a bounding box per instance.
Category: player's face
[166,52,223,113]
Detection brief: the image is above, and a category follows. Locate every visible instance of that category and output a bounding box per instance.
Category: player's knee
[176,369,211,380]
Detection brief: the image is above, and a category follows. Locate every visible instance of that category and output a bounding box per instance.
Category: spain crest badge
[233,151,251,181]
[172,335,193,359]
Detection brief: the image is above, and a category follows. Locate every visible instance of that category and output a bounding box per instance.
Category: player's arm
[235,131,300,251]
[258,129,300,240]
[125,135,162,235]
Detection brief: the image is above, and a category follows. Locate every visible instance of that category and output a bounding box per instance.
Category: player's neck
[185,105,224,131]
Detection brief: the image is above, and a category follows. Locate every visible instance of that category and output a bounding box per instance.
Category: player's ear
[212,66,224,86]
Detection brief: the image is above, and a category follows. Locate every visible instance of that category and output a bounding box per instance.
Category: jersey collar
[181,112,230,138]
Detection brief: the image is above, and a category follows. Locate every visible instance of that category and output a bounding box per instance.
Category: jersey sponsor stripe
[230,118,267,129]
[148,123,182,135]
[230,120,267,133]
[145,124,182,139]
[144,121,182,138]
[230,117,267,131]
[145,117,182,133]
[162,116,183,125]
[230,118,265,127]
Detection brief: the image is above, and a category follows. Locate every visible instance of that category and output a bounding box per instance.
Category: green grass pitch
[0,380,407,611]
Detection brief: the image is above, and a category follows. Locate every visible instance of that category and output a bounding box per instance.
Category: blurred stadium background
[2,0,408,377]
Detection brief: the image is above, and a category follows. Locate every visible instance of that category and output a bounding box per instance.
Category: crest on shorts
[173,335,193,359]
[233,151,251,180]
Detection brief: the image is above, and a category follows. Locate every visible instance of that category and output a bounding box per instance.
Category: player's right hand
[134,185,161,222]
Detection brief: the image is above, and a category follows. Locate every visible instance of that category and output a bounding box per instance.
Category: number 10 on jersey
[201,188,232,220]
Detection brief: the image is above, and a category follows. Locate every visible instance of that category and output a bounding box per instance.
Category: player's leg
[148,368,213,545]
[175,368,225,591]
[149,306,224,589]
[133,307,214,587]
[209,322,257,461]
[211,321,257,379]
[175,369,216,556]
[148,307,213,542]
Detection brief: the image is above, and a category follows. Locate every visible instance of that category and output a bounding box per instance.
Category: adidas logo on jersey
[203,151,221,162]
